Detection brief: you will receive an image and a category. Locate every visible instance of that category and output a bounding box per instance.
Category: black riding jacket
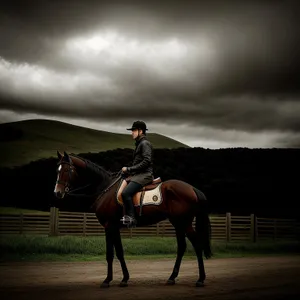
[127,135,153,175]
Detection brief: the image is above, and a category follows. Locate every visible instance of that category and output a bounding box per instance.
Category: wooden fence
[0,207,299,242]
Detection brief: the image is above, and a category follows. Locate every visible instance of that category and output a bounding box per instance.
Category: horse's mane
[70,153,115,179]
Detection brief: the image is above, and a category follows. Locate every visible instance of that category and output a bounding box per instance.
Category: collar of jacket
[135,134,146,146]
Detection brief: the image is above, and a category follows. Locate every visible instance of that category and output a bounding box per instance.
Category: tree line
[0,147,299,218]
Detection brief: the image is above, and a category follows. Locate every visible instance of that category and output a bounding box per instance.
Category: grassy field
[0,235,299,262]
[0,119,189,168]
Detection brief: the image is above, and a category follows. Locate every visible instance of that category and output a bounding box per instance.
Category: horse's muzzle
[54,191,65,199]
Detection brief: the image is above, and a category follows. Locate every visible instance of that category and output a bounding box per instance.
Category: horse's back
[162,179,195,189]
[161,179,199,204]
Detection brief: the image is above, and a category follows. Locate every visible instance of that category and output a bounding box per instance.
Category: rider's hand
[121,167,128,173]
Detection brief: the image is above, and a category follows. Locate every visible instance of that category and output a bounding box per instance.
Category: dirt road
[1,256,299,300]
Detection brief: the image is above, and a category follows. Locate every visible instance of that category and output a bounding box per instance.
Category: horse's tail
[193,187,212,259]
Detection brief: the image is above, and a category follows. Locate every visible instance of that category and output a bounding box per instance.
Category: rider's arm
[128,141,152,173]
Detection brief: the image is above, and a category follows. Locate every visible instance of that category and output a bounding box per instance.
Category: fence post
[19,213,23,234]
[250,214,256,242]
[49,207,54,236]
[49,207,59,236]
[226,212,231,242]
[55,207,59,235]
[83,213,87,236]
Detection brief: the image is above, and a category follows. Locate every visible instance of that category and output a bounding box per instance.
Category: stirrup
[120,215,137,228]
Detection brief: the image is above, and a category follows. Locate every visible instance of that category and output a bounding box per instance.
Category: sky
[0,0,299,148]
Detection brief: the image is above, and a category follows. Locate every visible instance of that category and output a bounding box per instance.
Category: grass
[0,119,189,168]
[0,235,299,262]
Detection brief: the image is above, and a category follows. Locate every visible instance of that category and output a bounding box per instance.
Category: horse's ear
[64,151,71,162]
[57,150,63,159]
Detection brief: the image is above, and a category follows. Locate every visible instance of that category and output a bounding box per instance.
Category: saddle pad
[140,183,163,206]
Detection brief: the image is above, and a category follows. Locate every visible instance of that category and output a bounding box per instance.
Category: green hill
[0,119,189,168]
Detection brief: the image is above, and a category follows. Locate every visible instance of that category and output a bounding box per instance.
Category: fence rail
[0,207,299,241]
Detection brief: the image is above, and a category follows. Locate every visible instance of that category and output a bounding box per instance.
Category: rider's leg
[121,181,142,225]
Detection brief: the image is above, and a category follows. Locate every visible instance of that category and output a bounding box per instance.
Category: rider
[120,120,154,227]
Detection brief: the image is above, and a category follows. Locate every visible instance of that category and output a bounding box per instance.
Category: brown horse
[54,151,212,288]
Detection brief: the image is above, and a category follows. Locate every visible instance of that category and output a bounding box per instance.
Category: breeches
[121,181,142,202]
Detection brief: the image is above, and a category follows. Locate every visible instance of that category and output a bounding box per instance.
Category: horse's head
[54,151,79,199]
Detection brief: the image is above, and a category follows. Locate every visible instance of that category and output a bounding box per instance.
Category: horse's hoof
[196,281,204,287]
[100,282,110,288]
[119,281,128,287]
[166,279,175,285]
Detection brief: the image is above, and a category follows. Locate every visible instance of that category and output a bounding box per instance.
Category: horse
[53,150,212,288]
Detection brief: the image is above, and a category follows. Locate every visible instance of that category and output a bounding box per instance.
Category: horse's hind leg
[166,225,186,285]
[185,224,206,287]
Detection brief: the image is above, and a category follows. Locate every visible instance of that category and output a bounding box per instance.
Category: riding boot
[121,197,137,227]
[121,182,141,228]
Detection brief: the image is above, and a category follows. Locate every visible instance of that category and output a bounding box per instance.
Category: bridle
[56,161,94,197]
[56,161,78,194]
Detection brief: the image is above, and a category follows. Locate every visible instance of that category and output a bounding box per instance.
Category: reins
[90,171,124,209]
[68,171,123,199]
[66,183,95,197]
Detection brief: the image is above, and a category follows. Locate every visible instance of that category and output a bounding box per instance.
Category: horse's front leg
[101,226,114,288]
[113,226,130,287]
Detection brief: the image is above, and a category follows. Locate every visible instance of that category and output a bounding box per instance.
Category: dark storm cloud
[0,0,300,148]
[1,90,300,134]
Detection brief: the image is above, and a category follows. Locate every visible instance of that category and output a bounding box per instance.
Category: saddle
[116,177,163,216]
[140,177,162,190]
